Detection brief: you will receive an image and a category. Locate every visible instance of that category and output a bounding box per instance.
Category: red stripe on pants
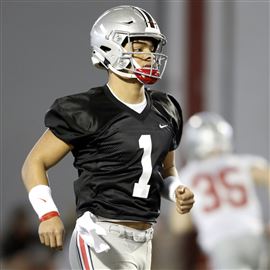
[79,235,91,270]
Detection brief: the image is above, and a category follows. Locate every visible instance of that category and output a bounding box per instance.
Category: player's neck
[107,73,145,104]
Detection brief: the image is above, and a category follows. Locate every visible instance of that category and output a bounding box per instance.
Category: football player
[170,112,269,270]
[21,5,194,270]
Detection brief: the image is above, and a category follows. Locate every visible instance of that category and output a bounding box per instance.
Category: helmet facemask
[119,35,167,84]
[92,31,168,84]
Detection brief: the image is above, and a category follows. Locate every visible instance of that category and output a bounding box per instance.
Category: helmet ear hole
[91,49,108,69]
[100,46,111,52]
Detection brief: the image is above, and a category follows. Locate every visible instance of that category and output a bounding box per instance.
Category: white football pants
[69,221,153,270]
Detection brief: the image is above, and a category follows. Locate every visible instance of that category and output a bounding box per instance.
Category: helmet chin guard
[90,5,168,85]
[135,68,160,84]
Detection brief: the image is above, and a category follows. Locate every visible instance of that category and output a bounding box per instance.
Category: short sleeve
[44,97,89,146]
[167,94,183,151]
[241,154,269,169]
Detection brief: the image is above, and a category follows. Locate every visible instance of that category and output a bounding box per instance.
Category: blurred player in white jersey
[170,112,269,270]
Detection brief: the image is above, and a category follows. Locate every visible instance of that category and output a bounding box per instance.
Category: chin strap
[108,60,161,85]
[108,64,137,79]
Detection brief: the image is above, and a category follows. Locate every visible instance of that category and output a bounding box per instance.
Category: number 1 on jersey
[132,135,152,198]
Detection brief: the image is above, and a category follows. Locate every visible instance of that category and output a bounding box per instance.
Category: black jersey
[45,85,183,222]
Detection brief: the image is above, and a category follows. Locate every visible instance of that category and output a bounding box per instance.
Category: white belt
[106,222,154,242]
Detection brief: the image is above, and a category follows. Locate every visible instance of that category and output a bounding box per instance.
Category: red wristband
[40,211,60,222]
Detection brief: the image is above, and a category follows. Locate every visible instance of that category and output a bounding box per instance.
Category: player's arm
[251,159,270,200]
[251,163,270,186]
[21,129,72,250]
[251,160,270,235]
[162,150,178,178]
[22,129,72,190]
[161,151,195,214]
[169,210,194,235]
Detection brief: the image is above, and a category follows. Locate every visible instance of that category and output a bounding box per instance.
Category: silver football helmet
[90,5,168,84]
[182,112,233,161]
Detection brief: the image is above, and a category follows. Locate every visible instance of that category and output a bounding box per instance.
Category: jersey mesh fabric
[45,85,183,222]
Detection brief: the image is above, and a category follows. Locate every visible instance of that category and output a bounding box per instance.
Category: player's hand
[38,216,65,250]
[175,186,195,214]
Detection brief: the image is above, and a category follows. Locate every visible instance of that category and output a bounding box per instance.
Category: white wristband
[161,176,183,202]
[28,185,59,220]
